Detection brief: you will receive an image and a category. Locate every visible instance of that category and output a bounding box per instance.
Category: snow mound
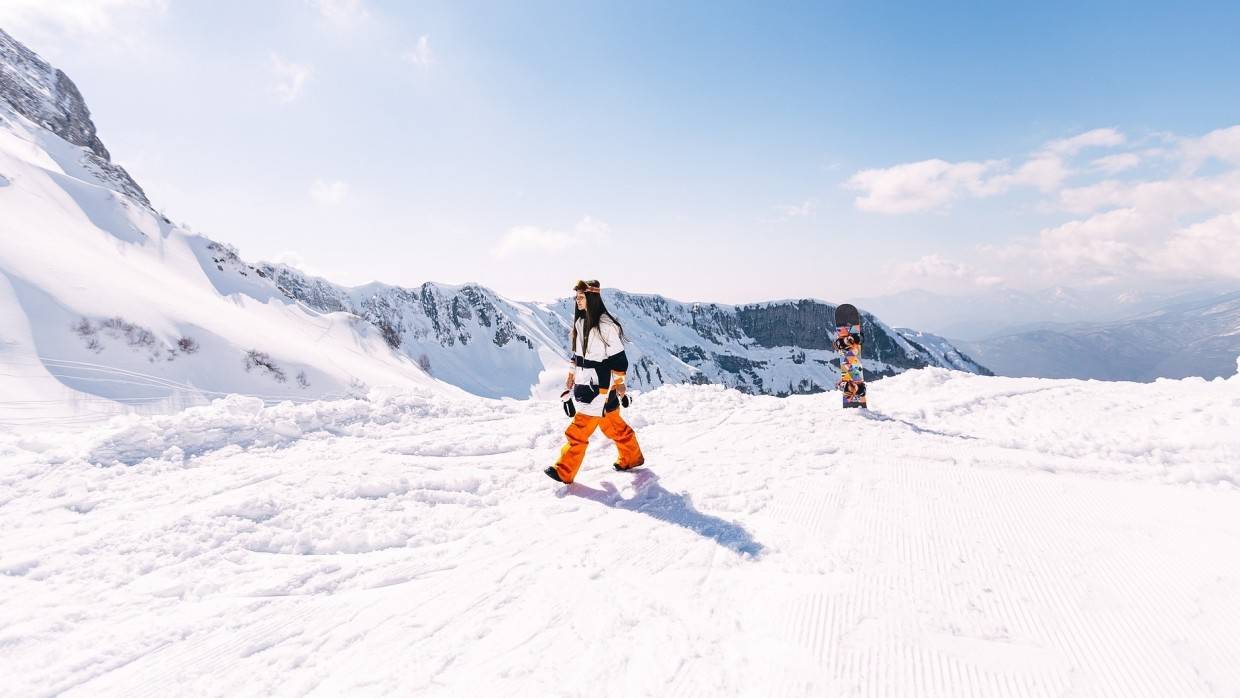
[7,368,1233,486]
[85,388,468,466]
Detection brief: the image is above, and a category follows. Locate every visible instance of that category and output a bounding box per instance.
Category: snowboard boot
[544,466,569,483]
[613,456,646,472]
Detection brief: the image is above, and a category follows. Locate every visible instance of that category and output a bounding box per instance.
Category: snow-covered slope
[0,31,442,425]
[894,327,992,375]
[2,367,1238,696]
[957,290,1240,381]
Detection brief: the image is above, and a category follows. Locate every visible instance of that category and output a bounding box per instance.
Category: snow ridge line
[61,598,328,697]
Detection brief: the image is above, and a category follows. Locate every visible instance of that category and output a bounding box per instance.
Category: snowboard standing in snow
[834,303,867,409]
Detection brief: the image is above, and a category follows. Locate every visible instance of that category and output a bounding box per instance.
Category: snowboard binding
[836,379,866,398]
[833,333,862,352]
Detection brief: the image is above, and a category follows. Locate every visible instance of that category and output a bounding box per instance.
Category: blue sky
[4,0,1240,303]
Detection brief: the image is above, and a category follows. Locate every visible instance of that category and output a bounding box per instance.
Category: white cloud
[1091,153,1141,174]
[491,217,610,258]
[310,0,369,27]
[492,226,574,258]
[1026,166,1240,283]
[573,216,611,237]
[406,35,434,68]
[1035,207,1152,271]
[310,179,348,205]
[1162,212,1240,277]
[1057,169,1240,216]
[1056,180,1131,214]
[846,159,1000,214]
[775,199,816,219]
[901,254,972,279]
[859,125,1240,290]
[846,128,1128,214]
[1181,125,1240,169]
[1017,155,1071,191]
[1044,128,1125,156]
[271,53,312,104]
[1026,204,1240,284]
[885,254,1006,292]
[983,154,1071,194]
[0,0,166,37]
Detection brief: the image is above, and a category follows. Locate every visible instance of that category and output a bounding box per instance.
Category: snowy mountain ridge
[227,248,993,398]
[0,28,147,206]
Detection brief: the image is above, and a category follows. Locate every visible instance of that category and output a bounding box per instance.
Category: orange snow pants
[552,409,644,484]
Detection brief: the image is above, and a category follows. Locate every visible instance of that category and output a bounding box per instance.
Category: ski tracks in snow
[2,373,1240,696]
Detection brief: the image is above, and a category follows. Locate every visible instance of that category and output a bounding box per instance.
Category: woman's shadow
[558,469,764,557]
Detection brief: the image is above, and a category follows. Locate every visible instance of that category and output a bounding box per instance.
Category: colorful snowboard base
[834,303,867,409]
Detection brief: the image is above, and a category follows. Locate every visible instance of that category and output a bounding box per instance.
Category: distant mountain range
[857,285,1233,341]
[955,291,1240,381]
[235,253,994,398]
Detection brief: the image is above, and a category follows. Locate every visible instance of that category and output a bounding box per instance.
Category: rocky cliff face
[736,300,985,372]
[254,262,542,354]
[0,28,149,206]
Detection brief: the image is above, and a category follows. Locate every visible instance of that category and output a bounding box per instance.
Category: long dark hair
[571,279,626,355]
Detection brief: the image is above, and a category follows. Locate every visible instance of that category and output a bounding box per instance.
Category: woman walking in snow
[545,279,645,484]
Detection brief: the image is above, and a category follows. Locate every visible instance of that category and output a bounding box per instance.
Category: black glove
[560,389,576,417]
[573,384,600,404]
[603,390,632,414]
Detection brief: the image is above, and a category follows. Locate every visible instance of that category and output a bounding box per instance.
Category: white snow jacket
[570,315,628,417]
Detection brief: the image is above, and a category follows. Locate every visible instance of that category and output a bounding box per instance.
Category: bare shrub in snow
[72,318,95,337]
[177,337,199,354]
[417,353,432,374]
[74,317,167,358]
[101,317,156,349]
[297,370,310,388]
[245,350,287,383]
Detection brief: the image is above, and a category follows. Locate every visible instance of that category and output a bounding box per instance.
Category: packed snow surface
[2,367,1240,697]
